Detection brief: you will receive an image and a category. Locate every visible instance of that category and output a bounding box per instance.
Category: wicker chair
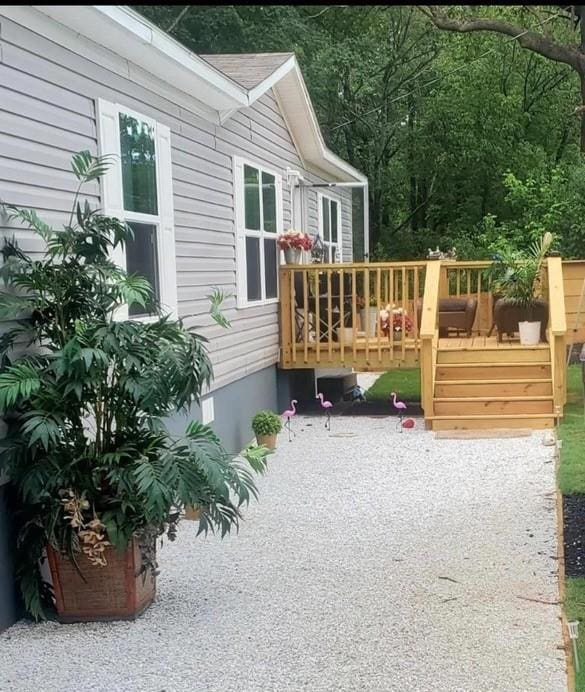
[416,297,478,337]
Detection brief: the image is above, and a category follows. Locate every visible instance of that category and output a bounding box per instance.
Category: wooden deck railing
[420,261,441,419]
[441,260,493,335]
[279,261,427,370]
[546,256,567,412]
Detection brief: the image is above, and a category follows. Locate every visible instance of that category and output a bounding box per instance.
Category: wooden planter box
[47,538,155,622]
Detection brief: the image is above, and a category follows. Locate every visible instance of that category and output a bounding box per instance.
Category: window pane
[322,198,330,241]
[262,172,276,233]
[264,238,277,299]
[331,201,338,243]
[244,165,260,230]
[246,236,261,301]
[119,113,158,215]
[126,222,159,316]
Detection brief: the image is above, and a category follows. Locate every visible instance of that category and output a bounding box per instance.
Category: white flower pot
[359,307,378,337]
[518,320,541,346]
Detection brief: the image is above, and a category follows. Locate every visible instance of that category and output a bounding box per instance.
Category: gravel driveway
[0,416,566,692]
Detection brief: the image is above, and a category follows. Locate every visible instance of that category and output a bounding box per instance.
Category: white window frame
[233,155,283,309]
[317,192,343,263]
[96,98,178,321]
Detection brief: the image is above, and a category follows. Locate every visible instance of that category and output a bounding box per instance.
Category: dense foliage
[137,5,585,260]
[0,152,269,619]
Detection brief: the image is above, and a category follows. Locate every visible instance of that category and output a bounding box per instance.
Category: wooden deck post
[420,261,441,422]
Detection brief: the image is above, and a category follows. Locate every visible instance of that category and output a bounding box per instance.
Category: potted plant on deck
[277,229,313,264]
[251,410,282,450]
[0,152,270,622]
[357,295,379,337]
[490,232,554,346]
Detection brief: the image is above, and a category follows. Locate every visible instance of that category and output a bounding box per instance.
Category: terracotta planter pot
[47,538,155,623]
[256,433,277,450]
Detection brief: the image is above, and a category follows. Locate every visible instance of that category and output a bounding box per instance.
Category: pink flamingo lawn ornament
[390,391,408,431]
[282,399,297,442]
[316,392,333,430]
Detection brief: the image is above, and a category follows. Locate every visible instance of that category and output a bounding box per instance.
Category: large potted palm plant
[0,152,269,622]
[490,232,554,346]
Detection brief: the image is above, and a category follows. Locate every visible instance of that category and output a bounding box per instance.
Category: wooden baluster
[364,266,370,365]
[339,268,345,366]
[413,266,420,350]
[401,265,407,362]
[289,270,296,365]
[476,268,482,336]
[389,267,394,361]
[352,267,357,365]
[456,268,461,297]
[327,270,333,363]
[376,267,382,364]
[315,268,321,364]
[303,270,309,364]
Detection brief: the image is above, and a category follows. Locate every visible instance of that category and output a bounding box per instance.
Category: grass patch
[366,368,421,402]
[565,579,585,690]
[560,365,585,690]
[558,365,585,495]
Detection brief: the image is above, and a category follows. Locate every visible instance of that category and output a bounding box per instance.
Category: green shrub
[252,410,283,436]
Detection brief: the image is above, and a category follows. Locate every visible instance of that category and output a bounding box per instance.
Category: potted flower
[277,229,313,264]
[251,410,282,450]
[0,152,270,622]
[380,307,413,342]
[490,232,554,346]
[357,295,379,337]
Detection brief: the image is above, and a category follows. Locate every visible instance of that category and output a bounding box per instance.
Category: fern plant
[0,151,269,620]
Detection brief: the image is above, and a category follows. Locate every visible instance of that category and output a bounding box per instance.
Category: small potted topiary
[252,410,282,450]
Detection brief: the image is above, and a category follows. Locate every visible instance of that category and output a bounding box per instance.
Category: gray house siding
[0,10,358,628]
[0,13,353,393]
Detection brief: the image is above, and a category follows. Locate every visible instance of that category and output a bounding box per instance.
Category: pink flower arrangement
[379,305,413,336]
[277,229,314,251]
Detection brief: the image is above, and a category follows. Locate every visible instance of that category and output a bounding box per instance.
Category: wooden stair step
[435,363,551,381]
[433,397,554,416]
[437,348,550,364]
[435,380,553,397]
[429,413,556,431]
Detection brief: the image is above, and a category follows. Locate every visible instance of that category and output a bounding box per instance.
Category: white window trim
[317,192,343,263]
[233,155,283,309]
[96,98,178,321]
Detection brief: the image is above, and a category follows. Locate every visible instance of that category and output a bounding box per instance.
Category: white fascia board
[33,5,248,112]
[247,55,297,105]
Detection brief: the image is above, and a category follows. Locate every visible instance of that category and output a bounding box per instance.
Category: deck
[279,257,568,430]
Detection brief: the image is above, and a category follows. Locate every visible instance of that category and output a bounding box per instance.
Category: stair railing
[546,256,567,412]
[420,260,442,422]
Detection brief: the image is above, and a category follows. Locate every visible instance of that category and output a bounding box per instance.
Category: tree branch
[166,6,191,35]
[418,6,585,72]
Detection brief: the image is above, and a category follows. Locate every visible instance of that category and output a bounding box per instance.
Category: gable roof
[200,53,294,90]
[26,5,366,183]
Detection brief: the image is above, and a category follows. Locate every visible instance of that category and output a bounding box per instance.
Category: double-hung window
[96,99,177,319]
[318,194,342,263]
[234,156,282,307]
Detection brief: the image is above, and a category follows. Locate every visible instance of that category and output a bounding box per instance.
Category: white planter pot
[359,307,378,337]
[518,320,541,346]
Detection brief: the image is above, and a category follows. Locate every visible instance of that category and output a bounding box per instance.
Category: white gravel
[0,417,566,692]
